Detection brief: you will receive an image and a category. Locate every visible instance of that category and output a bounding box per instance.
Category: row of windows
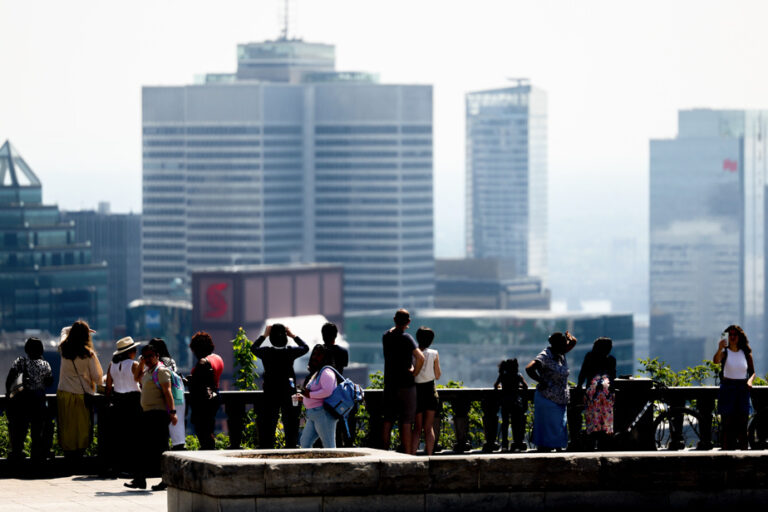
[145,151,262,159]
[143,243,185,250]
[188,164,260,171]
[143,254,185,262]
[143,220,185,227]
[316,162,397,170]
[187,222,259,230]
[144,126,261,135]
[145,125,430,136]
[315,125,431,135]
[144,174,184,182]
[145,139,260,148]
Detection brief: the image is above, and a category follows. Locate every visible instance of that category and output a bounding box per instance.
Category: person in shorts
[381,309,425,454]
[411,327,441,455]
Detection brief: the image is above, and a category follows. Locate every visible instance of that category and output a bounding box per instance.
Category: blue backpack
[315,366,364,436]
[152,363,186,406]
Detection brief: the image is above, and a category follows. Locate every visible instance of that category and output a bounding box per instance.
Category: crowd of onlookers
[2,312,758,489]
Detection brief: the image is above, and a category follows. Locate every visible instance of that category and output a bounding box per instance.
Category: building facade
[0,140,108,335]
[345,309,633,388]
[62,206,141,339]
[650,109,768,369]
[142,39,434,312]
[465,80,548,281]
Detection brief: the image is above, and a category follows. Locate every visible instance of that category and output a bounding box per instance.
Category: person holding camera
[713,324,755,450]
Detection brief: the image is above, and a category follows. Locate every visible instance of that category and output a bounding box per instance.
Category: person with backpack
[124,344,178,491]
[5,337,53,463]
[147,338,186,451]
[298,344,339,448]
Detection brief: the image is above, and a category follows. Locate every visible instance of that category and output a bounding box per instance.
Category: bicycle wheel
[653,408,703,450]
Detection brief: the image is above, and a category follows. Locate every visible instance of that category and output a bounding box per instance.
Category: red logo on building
[723,159,738,172]
[205,283,229,318]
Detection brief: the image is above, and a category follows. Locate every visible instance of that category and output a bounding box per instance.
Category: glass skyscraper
[650,109,768,369]
[465,80,548,281]
[142,39,434,311]
[0,140,108,335]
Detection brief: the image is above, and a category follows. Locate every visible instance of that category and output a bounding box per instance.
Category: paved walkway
[0,475,167,512]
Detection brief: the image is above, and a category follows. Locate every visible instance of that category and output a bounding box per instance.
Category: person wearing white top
[411,327,442,455]
[713,325,756,450]
[105,337,142,476]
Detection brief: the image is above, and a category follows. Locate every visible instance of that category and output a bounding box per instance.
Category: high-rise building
[62,206,141,339]
[650,109,768,369]
[0,140,108,335]
[142,39,434,312]
[465,80,548,281]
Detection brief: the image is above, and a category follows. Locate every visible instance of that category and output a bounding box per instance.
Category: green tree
[232,327,258,390]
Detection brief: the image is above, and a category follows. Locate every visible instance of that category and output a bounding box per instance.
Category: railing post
[225,393,246,449]
[481,391,500,452]
[451,397,471,453]
[667,394,686,450]
[567,387,584,451]
[363,391,384,449]
[695,391,715,450]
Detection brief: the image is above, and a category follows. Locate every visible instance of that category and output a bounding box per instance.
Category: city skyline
[3,0,768,312]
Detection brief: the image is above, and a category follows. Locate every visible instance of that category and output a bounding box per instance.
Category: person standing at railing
[577,337,616,450]
[188,332,224,451]
[381,309,425,454]
[104,337,141,476]
[494,358,527,452]
[147,338,186,451]
[57,320,103,462]
[713,324,755,450]
[525,331,577,452]
[251,323,309,448]
[5,337,53,463]
[411,327,441,455]
[298,344,339,448]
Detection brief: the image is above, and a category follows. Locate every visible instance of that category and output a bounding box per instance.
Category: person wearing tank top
[411,327,442,455]
[713,325,756,450]
[105,337,142,476]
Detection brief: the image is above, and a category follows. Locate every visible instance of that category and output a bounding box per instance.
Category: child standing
[494,358,528,451]
[411,327,442,455]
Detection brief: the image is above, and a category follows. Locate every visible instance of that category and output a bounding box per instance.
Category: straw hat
[113,336,139,356]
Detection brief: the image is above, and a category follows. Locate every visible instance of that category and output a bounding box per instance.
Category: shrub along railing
[3,382,768,464]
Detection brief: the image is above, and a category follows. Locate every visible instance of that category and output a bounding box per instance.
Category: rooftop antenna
[279,0,294,41]
[506,77,530,87]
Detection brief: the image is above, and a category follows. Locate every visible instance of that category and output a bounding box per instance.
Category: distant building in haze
[142,39,434,312]
[62,204,141,339]
[650,109,768,369]
[465,80,548,282]
[0,140,108,335]
[434,258,550,310]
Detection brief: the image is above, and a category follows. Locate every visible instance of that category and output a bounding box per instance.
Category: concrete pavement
[0,475,167,512]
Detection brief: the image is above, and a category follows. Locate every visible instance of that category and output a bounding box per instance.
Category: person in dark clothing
[5,337,53,463]
[322,322,348,374]
[381,309,425,454]
[251,323,309,448]
[494,358,528,452]
[321,321,354,446]
[187,332,224,451]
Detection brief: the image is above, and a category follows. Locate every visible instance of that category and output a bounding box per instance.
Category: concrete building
[191,263,343,386]
[434,258,550,310]
[344,309,633,388]
[0,140,108,336]
[650,109,768,369]
[465,80,548,281]
[142,39,434,312]
[62,204,141,339]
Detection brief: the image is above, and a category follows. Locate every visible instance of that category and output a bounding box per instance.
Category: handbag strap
[71,358,90,395]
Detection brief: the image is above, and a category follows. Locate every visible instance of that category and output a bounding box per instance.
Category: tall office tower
[142,39,434,311]
[465,80,548,281]
[650,109,768,369]
[0,141,108,334]
[62,206,141,338]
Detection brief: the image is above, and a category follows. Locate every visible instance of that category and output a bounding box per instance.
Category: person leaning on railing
[713,324,755,450]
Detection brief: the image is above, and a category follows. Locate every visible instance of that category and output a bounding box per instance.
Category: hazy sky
[2,0,767,270]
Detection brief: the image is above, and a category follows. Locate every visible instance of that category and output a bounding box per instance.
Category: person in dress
[713,324,755,450]
[57,320,103,461]
[577,337,616,450]
[525,331,577,451]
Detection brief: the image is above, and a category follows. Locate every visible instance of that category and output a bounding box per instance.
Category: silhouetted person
[494,358,528,452]
[252,323,309,448]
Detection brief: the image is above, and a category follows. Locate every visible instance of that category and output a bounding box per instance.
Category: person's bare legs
[423,410,436,455]
[411,412,423,454]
